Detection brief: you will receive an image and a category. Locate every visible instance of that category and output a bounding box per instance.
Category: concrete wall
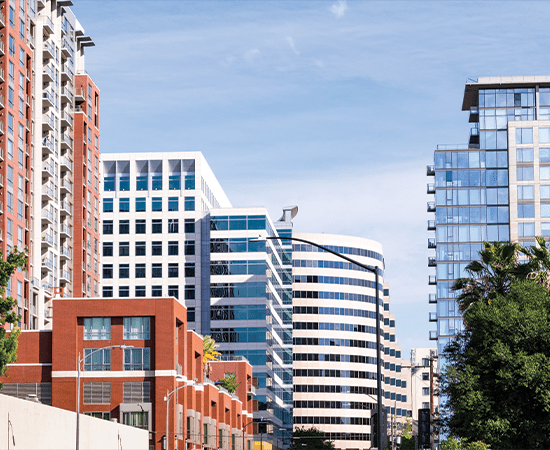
[0,394,148,450]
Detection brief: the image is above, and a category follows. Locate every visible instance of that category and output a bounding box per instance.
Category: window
[83,382,110,404]
[518,185,534,200]
[119,242,130,257]
[103,198,113,212]
[168,197,178,211]
[103,242,113,257]
[422,387,430,396]
[119,198,130,212]
[119,286,130,297]
[119,176,130,191]
[152,175,162,190]
[168,241,179,255]
[122,412,149,430]
[185,241,195,255]
[184,219,195,233]
[185,175,195,190]
[136,176,148,191]
[169,175,181,190]
[135,264,146,278]
[540,148,550,162]
[119,264,130,278]
[168,263,178,278]
[135,242,146,256]
[85,412,110,421]
[84,318,111,340]
[135,219,146,234]
[516,148,533,162]
[185,263,195,277]
[84,348,110,371]
[124,348,150,370]
[152,219,162,233]
[124,317,150,340]
[516,128,533,144]
[152,197,162,212]
[136,197,146,212]
[103,264,113,279]
[168,219,179,233]
[168,286,179,299]
[187,308,196,322]
[152,286,162,297]
[422,373,429,381]
[152,263,162,278]
[103,287,113,297]
[152,241,162,256]
[422,402,430,409]
[518,223,535,237]
[517,166,534,181]
[119,220,130,234]
[136,286,146,297]
[104,176,115,192]
[8,34,14,56]
[19,47,25,68]
[185,285,195,300]
[518,204,535,218]
[123,382,151,403]
[184,197,195,211]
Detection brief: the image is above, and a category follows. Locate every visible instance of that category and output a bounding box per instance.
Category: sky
[70,0,550,356]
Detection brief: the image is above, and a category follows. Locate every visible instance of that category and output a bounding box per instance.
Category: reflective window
[541,148,550,162]
[103,198,113,212]
[119,198,130,212]
[152,197,162,212]
[152,219,162,233]
[168,219,179,233]
[184,197,195,211]
[84,318,111,340]
[516,148,533,162]
[151,175,162,190]
[135,219,146,234]
[169,175,180,190]
[135,242,146,256]
[84,348,110,371]
[517,167,533,181]
[518,185,534,200]
[518,223,535,237]
[168,197,178,211]
[136,176,148,191]
[135,264,146,278]
[516,128,533,144]
[119,176,130,191]
[136,198,146,212]
[518,204,535,218]
[540,128,550,144]
[123,317,150,340]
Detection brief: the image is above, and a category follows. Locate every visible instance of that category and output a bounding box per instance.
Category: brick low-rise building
[1,295,254,450]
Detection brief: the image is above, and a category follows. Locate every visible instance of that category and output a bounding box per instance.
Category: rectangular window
[122,412,149,430]
[518,185,534,200]
[516,148,534,162]
[518,204,535,218]
[169,175,181,190]
[152,219,162,233]
[135,219,146,234]
[103,264,113,279]
[422,387,430,396]
[168,197,178,211]
[103,287,113,297]
[518,223,535,237]
[168,218,179,233]
[185,285,195,300]
[151,175,162,190]
[124,348,150,371]
[185,241,195,255]
[136,176,148,191]
[184,197,195,211]
[184,219,195,233]
[104,176,115,192]
[516,128,533,144]
[84,318,111,340]
[135,286,146,297]
[168,263,179,278]
[119,264,130,278]
[152,263,162,278]
[135,197,146,212]
[8,34,14,56]
[83,382,110,404]
[517,166,534,181]
[123,382,151,403]
[151,286,162,297]
[152,197,162,212]
[152,241,162,256]
[84,348,111,371]
[119,176,130,191]
[123,317,151,340]
[103,242,113,257]
[185,263,195,278]
[119,242,130,257]
[185,175,195,190]
[119,220,130,234]
[135,264,146,278]
[168,241,179,256]
[135,242,146,256]
[119,286,130,297]
[540,148,550,162]
[119,198,130,212]
[103,198,113,212]
[168,285,179,299]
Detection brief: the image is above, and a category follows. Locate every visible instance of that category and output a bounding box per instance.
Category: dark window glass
[185,285,195,300]
[119,286,130,297]
[187,308,196,322]
[135,198,146,212]
[136,176,147,191]
[168,285,179,299]
[184,241,195,255]
[119,242,130,257]
[119,198,130,212]
[135,264,146,278]
[135,219,146,234]
[169,175,180,190]
[103,286,113,297]
[151,286,162,297]
[119,264,129,278]
[184,219,195,233]
[168,197,178,211]
[152,219,162,233]
[135,242,146,256]
[152,241,162,256]
[103,220,113,235]
[152,175,162,190]
[119,176,130,191]
[185,263,195,277]
[103,198,113,212]
[103,242,113,257]
[104,176,115,192]
[103,264,113,279]
[168,241,179,256]
[168,219,179,233]
[168,263,178,278]
[184,197,195,211]
[152,263,162,278]
[119,220,130,234]
[135,286,146,297]
[185,175,195,190]
[152,197,162,212]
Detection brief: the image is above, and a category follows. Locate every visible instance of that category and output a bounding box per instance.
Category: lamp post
[242,418,268,450]
[253,235,384,450]
[76,345,133,450]
[165,378,199,450]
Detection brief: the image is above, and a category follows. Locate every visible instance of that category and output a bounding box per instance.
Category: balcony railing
[43,16,54,34]
[429,330,438,340]
[0,10,5,28]
[42,258,53,270]
[429,293,437,304]
[60,201,72,214]
[428,275,437,285]
[62,64,74,79]
[61,179,72,193]
[61,133,73,149]
[429,312,437,322]
[61,246,71,259]
[427,220,436,230]
[61,224,72,237]
[427,183,435,194]
[426,164,435,176]
[42,233,53,245]
[428,238,436,249]
[60,270,71,282]
[42,114,54,129]
[428,257,437,267]
[41,209,53,222]
[43,90,54,105]
[61,86,73,104]
[43,64,54,81]
[427,202,436,212]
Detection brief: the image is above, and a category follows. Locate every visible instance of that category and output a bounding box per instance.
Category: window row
[104,174,195,192]
[84,317,150,340]
[210,238,266,254]
[293,417,369,427]
[293,368,376,380]
[103,196,195,213]
[103,219,194,235]
[293,321,377,335]
[517,204,550,219]
[293,384,380,395]
[104,262,195,279]
[292,244,384,263]
[210,327,266,343]
[436,243,484,262]
[83,347,150,371]
[292,305,378,320]
[435,224,510,243]
[103,241,196,258]
[293,337,377,349]
[210,215,267,231]
[210,304,266,321]
[83,382,150,405]
[294,400,374,410]
[102,285,195,300]
[293,275,378,291]
[210,260,266,276]
[293,290,378,305]
[434,150,506,170]
[516,166,550,181]
[291,259,377,275]
[435,187,509,207]
[293,352,377,365]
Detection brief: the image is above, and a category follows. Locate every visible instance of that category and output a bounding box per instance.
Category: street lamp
[76,345,133,450]
[165,378,199,450]
[252,235,384,450]
[242,418,269,450]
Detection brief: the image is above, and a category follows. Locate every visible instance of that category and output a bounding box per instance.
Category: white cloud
[330,0,348,18]
[286,36,300,55]
[244,48,260,63]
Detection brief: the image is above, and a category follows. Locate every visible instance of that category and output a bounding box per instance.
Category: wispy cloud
[286,36,300,55]
[243,48,260,63]
[330,0,348,18]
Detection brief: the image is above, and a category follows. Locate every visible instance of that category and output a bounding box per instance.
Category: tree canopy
[217,372,239,393]
[0,249,28,389]
[440,238,550,448]
[289,427,335,450]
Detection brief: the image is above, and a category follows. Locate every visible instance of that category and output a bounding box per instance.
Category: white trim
[8,363,52,366]
[52,370,179,378]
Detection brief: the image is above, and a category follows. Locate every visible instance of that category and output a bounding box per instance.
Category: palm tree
[202,335,221,378]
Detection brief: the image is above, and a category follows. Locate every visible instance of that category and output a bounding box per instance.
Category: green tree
[289,427,335,450]
[217,372,239,393]
[441,436,465,450]
[441,239,550,448]
[399,418,414,450]
[202,335,220,377]
[0,249,28,389]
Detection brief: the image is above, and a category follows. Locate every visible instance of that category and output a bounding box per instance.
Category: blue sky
[71,0,550,356]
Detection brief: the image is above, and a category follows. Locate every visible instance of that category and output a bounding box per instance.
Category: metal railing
[42,258,53,269]
[42,233,53,245]
[61,179,72,192]
[41,209,53,222]
[61,201,72,214]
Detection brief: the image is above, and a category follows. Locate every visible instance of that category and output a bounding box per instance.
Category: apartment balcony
[429,275,437,285]
[43,64,54,82]
[428,257,437,267]
[429,312,438,322]
[61,64,74,81]
[427,201,436,212]
[0,10,5,28]
[427,183,435,194]
[60,201,72,216]
[0,121,4,136]
[429,330,438,341]
[61,111,73,129]
[60,270,71,283]
[0,40,5,56]
[42,160,54,178]
[43,16,54,35]
[61,133,72,150]
[0,67,5,83]
[60,155,73,171]
[247,384,256,395]
[0,92,4,109]
[0,174,4,187]
[41,209,53,224]
[60,178,72,194]
[429,293,437,304]
[43,40,54,59]
[0,201,3,215]
[61,86,73,105]
[427,164,435,176]
[469,106,479,123]
[41,257,53,272]
[469,125,480,146]
[26,68,31,82]
[60,246,71,260]
[74,88,85,103]
[42,90,54,107]
[61,38,74,58]
[42,136,54,154]
[41,232,53,247]
[60,223,72,238]
[41,186,54,201]
[42,114,54,131]
[428,238,436,249]
[427,220,436,231]
[27,32,35,50]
